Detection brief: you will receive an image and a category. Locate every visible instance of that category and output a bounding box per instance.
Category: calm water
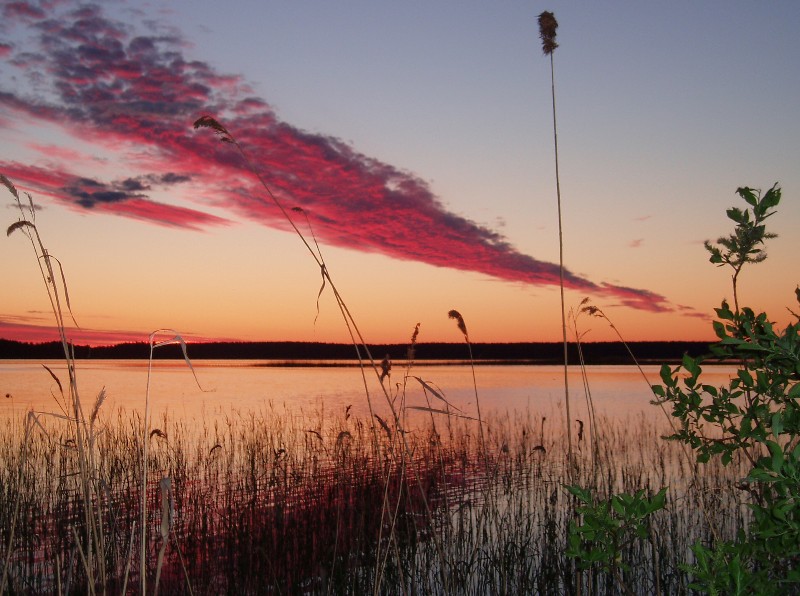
[0,359,737,427]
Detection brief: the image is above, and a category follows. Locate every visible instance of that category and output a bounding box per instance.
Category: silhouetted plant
[653,183,800,593]
[704,184,780,314]
[538,10,574,465]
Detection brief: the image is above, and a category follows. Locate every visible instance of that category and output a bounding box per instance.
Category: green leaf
[651,487,667,511]
[726,207,745,223]
[737,186,758,207]
[729,554,746,594]
[737,369,754,387]
[565,485,592,504]
[740,416,752,437]
[771,412,784,437]
[716,301,735,320]
[682,353,701,378]
[712,320,727,338]
[760,183,781,210]
[767,440,784,473]
[659,363,675,387]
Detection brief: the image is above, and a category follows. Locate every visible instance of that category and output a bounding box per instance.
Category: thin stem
[141,345,155,596]
[549,51,573,465]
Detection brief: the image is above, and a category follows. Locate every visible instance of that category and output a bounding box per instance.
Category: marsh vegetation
[0,402,752,594]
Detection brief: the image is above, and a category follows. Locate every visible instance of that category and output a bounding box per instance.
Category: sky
[0,0,798,347]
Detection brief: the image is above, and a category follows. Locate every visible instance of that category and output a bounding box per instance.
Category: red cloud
[0,2,673,314]
[27,142,94,162]
[93,197,229,230]
[2,162,230,230]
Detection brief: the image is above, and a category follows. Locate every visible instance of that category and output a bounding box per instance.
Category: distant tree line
[0,338,712,364]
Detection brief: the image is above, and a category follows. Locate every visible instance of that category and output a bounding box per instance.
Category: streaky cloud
[0,1,673,313]
[1,162,230,230]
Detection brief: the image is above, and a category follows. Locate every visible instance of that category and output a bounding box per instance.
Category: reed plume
[538,11,559,55]
[447,310,487,470]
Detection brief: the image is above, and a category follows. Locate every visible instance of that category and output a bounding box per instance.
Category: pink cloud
[599,283,671,313]
[677,304,711,320]
[0,2,674,314]
[93,197,229,230]
[2,162,231,230]
[27,142,93,162]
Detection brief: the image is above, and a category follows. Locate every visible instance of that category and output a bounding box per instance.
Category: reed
[0,398,752,594]
[3,174,109,592]
[537,10,573,467]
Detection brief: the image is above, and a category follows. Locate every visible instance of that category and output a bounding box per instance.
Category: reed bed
[0,400,751,595]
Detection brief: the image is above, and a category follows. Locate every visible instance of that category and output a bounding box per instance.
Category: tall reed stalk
[537,11,573,465]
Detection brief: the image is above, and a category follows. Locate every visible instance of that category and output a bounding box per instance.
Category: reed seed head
[410,322,420,346]
[90,388,107,427]
[407,322,420,360]
[7,220,34,237]
[193,115,234,143]
[448,309,469,341]
[1,173,19,200]
[538,11,559,55]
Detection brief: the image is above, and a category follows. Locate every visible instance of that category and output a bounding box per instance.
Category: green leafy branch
[704,184,780,314]
[566,486,667,595]
[653,182,800,593]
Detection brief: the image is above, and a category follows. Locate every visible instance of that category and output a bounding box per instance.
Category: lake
[0,359,737,427]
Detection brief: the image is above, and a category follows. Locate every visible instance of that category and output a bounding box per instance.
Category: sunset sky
[1,1,798,347]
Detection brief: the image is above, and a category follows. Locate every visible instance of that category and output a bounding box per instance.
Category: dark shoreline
[0,338,713,365]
